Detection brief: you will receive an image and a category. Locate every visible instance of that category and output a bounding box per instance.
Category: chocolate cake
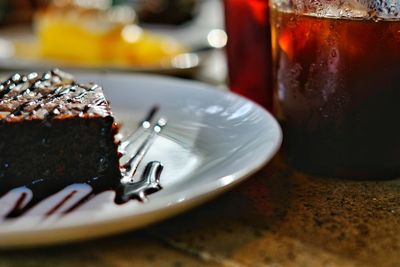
[0,69,121,190]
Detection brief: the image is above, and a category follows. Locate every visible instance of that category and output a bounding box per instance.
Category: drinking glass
[224,0,273,111]
[270,0,400,179]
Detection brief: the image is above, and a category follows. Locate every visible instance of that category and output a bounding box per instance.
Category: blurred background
[0,0,227,85]
[0,0,200,26]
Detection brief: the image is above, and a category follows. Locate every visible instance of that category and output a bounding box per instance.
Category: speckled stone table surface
[1,154,400,267]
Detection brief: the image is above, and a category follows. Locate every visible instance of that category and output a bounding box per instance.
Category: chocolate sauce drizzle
[0,70,165,220]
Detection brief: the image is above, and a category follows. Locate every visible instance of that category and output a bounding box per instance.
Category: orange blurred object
[34,3,186,66]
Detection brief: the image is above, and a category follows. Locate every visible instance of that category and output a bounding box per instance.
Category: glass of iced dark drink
[271,0,400,179]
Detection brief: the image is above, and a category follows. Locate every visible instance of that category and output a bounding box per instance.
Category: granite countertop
[1,153,399,267]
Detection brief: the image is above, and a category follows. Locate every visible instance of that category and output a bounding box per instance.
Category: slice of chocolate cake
[0,69,121,190]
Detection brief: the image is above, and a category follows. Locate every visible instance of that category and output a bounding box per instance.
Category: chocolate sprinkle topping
[0,69,111,122]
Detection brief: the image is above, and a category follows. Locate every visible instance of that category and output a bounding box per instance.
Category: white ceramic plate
[0,73,282,247]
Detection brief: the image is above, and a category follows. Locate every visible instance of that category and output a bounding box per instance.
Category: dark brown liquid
[271,10,400,179]
[224,0,273,110]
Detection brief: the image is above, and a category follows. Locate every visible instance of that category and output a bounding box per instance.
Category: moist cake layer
[0,69,121,189]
